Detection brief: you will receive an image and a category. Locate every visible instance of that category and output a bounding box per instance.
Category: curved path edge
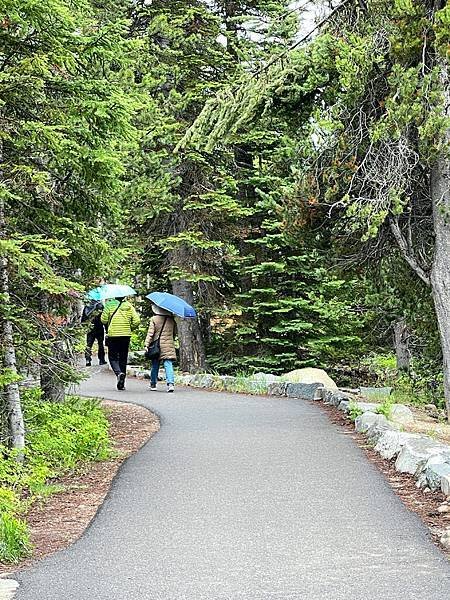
[12,371,450,600]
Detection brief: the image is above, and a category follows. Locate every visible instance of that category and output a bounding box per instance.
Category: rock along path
[15,370,450,600]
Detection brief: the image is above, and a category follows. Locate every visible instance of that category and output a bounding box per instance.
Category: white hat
[151,304,172,316]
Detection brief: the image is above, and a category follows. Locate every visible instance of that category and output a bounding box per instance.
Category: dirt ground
[408,407,450,445]
[0,400,159,575]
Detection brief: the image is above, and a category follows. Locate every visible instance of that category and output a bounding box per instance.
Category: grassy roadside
[0,389,111,563]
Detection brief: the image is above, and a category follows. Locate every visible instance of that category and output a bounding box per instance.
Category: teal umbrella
[88,284,136,300]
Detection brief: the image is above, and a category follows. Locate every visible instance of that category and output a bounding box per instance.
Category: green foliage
[360,352,444,408]
[348,401,364,422]
[435,4,450,55]
[226,372,269,395]
[375,399,394,420]
[0,489,22,516]
[0,0,142,411]
[391,372,444,409]
[207,158,366,373]
[0,388,111,562]
[0,513,31,563]
[23,390,111,472]
[361,353,398,383]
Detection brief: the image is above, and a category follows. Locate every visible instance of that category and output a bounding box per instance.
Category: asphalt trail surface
[16,370,450,599]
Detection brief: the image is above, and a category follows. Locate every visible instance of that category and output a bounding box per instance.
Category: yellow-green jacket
[101,300,140,337]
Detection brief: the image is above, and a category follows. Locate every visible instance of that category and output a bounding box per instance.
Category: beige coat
[145,315,176,361]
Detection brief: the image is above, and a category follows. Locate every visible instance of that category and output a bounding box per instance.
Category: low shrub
[23,391,111,472]
[0,388,111,563]
[376,399,394,420]
[348,401,364,421]
[0,513,31,563]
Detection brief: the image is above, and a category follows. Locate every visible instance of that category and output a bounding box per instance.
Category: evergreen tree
[183,0,450,416]
[0,0,138,445]
[126,0,295,372]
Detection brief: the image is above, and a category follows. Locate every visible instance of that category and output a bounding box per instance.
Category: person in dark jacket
[82,301,106,367]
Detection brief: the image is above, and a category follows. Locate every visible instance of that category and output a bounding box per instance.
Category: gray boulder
[126,366,150,379]
[327,392,352,407]
[366,415,397,443]
[198,374,215,389]
[360,386,392,400]
[442,474,450,496]
[395,438,450,476]
[0,579,19,600]
[268,382,288,397]
[189,373,205,386]
[356,402,379,413]
[440,528,450,550]
[338,400,350,412]
[424,460,450,492]
[355,412,382,434]
[250,372,279,383]
[424,403,440,418]
[323,389,335,404]
[282,368,338,389]
[390,404,414,425]
[374,431,421,460]
[176,374,190,385]
[286,383,324,400]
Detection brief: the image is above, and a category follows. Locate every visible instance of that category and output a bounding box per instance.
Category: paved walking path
[15,370,450,599]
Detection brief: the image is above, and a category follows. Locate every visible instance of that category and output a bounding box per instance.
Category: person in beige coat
[145,304,177,392]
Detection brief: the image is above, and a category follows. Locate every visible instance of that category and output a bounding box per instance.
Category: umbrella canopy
[146,292,196,319]
[88,284,136,301]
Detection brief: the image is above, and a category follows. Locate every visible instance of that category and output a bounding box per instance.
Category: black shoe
[99,360,107,365]
[85,361,91,367]
[117,373,126,390]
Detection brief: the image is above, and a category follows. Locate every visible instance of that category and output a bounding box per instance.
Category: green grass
[375,399,394,419]
[348,401,364,421]
[0,514,31,563]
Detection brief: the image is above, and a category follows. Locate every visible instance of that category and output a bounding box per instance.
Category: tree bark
[0,198,25,456]
[393,318,410,372]
[430,59,450,420]
[40,342,66,403]
[39,295,66,402]
[171,277,206,373]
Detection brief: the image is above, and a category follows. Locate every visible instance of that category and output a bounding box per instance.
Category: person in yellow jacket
[101,297,140,390]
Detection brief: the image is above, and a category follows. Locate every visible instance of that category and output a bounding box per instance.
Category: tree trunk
[40,342,66,403]
[393,318,410,372]
[0,199,25,456]
[171,277,206,373]
[430,59,450,420]
[39,295,66,402]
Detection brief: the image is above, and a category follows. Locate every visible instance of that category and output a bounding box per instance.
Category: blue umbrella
[146,292,197,319]
[88,284,136,300]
